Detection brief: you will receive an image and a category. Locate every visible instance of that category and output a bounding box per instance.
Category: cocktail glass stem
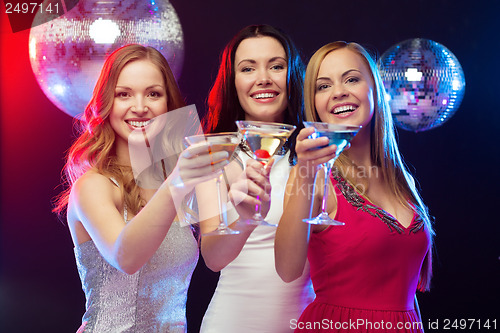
[320,163,330,216]
[203,170,240,236]
[184,132,241,237]
[235,120,296,227]
[313,160,344,225]
[303,155,345,225]
[215,172,228,230]
[242,159,275,227]
[247,162,277,227]
[254,195,263,220]
[301,121,361,225]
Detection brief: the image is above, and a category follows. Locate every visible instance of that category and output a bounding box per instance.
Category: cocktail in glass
[184,132,241,235]
[235,120,296,226]
[302,121,361,225]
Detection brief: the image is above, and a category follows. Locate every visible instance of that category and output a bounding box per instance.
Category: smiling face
[234,36,288,122]
[314,48,375,129]
[110,59,168,157]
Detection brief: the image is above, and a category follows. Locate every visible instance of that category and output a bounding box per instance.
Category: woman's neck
[115,140,132,167]
[344,126,373,169]
[244,111,286,123]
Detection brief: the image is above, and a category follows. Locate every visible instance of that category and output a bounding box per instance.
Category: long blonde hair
[304,41,434,291]
[53,44,185,216]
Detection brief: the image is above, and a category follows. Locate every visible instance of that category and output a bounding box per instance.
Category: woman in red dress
[275,41,434,332]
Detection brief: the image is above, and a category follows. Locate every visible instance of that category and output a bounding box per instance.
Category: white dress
[200,150,315,333]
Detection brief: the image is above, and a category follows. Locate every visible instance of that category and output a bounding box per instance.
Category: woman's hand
[295,127,339,178]
[166,142,229,198]
[229,158,274,221]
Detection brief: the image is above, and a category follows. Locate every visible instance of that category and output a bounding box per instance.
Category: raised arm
[198,158,273,272]
[68,143,228,275]
[275,127,338,282]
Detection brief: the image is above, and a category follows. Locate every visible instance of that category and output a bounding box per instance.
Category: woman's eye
[115,92,129,98]
[346,77,360,84]
[240,67,253,73]
[271,64,285,70]
[149,91,161,98]
[316,84,329,91]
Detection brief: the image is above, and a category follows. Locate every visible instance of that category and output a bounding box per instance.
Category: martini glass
[235,120,296,226]
[302,121,361,225]
[184,132,241,236]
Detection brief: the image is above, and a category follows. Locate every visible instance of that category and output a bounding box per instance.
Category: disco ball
[378,38,465,132]
[29,0,184,118]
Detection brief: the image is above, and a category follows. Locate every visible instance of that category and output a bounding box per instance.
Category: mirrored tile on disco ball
[378,38,465,132]
[29,0,184,118]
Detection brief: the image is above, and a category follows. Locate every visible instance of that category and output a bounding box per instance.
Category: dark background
[1,0,499,332]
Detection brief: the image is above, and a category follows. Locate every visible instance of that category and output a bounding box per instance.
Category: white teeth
[128,119,152,128]
[253,92,276,99]
[333,105,356,114]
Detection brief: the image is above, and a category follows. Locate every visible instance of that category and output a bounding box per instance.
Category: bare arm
[198,158,272,272]
[197,177,256,272]
[200,222,257,272]
[274,166,314,282]
[69,172,179,275]
[275,127,339,282]
[68,143,228,274]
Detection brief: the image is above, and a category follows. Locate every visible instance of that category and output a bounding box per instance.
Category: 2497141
[428,318,497,330]
[5,2,60,14]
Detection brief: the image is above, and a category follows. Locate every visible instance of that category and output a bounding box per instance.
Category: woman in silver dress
[54,44,229,332]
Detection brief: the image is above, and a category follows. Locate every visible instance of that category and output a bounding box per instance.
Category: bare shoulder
[67,171,121,244]
[69,171,120,214]
[72,171,116,197]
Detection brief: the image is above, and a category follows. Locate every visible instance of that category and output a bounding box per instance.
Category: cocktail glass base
[202,226,240,236]
[303,212,345,226]
[241,213,278,227]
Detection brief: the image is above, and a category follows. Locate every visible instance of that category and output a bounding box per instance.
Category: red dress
[295,171,430,332]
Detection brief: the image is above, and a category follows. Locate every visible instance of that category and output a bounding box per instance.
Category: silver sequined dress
[74,202,199,332]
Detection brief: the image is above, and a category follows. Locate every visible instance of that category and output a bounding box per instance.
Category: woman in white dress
[197,25,315,333]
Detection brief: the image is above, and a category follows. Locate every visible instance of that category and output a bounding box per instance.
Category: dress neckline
[331,168,424,234]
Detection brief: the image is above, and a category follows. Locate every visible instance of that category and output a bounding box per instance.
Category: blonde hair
[305,41,434,291]
[53,44,185,216]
